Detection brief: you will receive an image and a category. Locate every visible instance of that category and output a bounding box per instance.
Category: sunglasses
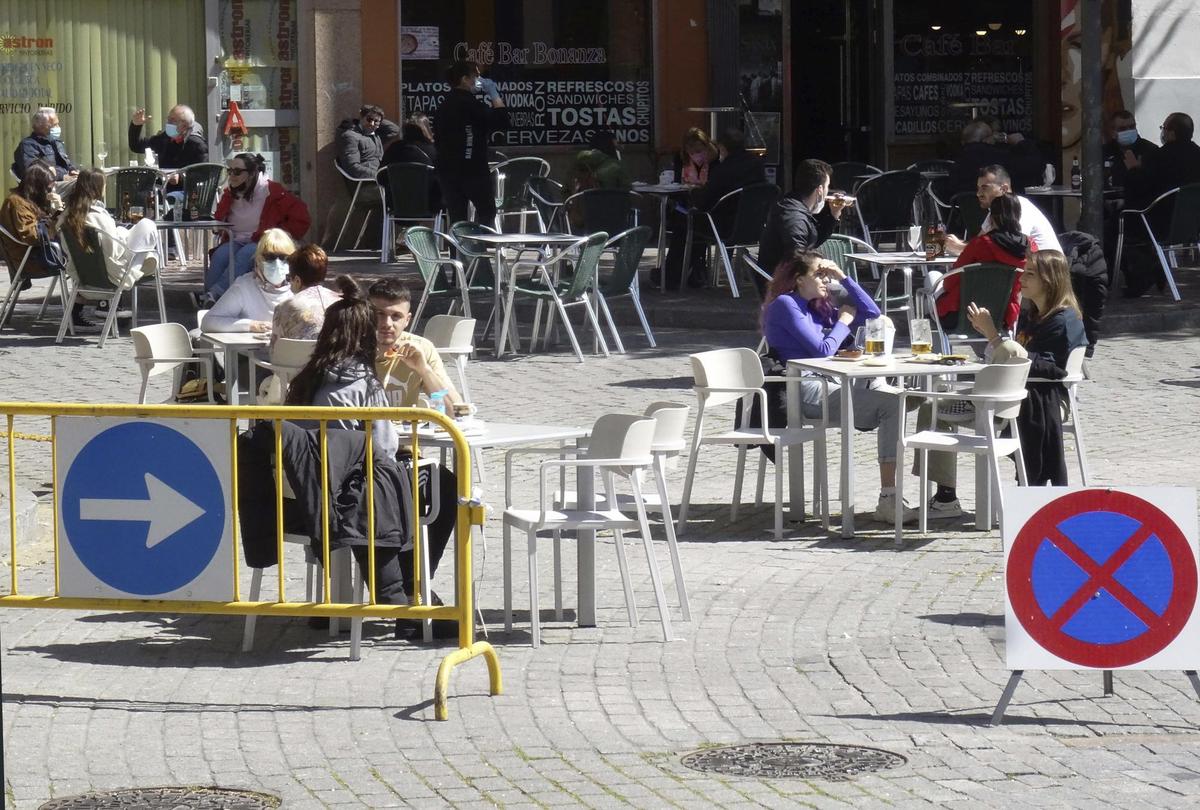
[261,252,289,262]
[228,167,249,176]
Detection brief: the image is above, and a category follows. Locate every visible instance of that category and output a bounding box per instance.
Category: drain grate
[39,787,280,809]
[681,742,906,781]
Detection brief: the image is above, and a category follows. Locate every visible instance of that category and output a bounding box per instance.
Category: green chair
[817,233,875,284]
[502,231,609,362]
[596,226,655,350]
[402,226,470,330]
[163,162,226,264]
[920,261,1020,354]
[951,191,986,240]
[109,167,161,220]
[526,176,564,232]
[58,226,162,347]
[1113,182,1200,300]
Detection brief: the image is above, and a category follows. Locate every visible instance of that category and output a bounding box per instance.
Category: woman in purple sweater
[761,251,915,523]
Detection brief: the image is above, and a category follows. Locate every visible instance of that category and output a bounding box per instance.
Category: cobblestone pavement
[1,291,1200,808]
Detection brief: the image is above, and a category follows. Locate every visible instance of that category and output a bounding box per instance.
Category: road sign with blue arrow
[56,418,232,600]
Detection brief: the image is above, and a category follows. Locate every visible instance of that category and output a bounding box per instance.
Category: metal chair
[918,262,1021,354]
[595,225,656,350]
[559,188,637,237]
[907,159,955,175]
[0,222,68,330]
[950,191,986,240]
[491,157,550,231]
[816,233,876,284]
[831,161,882,194]
[1113,183,1200,300]
[896,359,1031,546]
[332,160,382,252]
[526,176,565,232]
[681,182,780,298]
[403,226,471,328]
[163,162,226,264]
[853,170,926,249]
[110,167,161,220]
[377,162,441,263]
[130,323,215,404]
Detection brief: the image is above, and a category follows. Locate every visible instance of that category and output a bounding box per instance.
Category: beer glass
[909,318,933,355]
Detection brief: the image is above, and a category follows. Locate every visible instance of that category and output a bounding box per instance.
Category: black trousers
[662,209,707,289]
[440,171,496,227]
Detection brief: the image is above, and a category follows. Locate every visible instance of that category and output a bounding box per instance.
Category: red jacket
[940,233,1032,331]
[213,180,311,244]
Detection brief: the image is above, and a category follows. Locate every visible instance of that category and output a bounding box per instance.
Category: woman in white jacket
[58,168,159,289]
[200,228,296,332]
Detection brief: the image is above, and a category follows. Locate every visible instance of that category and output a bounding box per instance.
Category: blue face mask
[165,122,180,138]
[1116,129,1138,147]
[48,125,61,140]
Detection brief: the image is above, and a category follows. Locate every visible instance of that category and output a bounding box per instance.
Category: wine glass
[907,225,922,254]
[96,141,108,168]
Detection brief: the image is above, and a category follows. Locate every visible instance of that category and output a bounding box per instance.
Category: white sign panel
[55,418,234,601]
[1004,487,1199,670]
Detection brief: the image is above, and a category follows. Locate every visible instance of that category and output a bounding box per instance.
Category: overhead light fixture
[1014,28,1028,36]
[975,30,987,37]
[988,22,1002,31]
[930,24,942,31]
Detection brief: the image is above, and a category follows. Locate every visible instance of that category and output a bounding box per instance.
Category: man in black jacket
[128,104,209,172]
[12,107,77,181]
[1105,110,1158,190]
[335,104,399,179]
[433,60,510,226]
[755,158,852,294]
[662,129,765,289]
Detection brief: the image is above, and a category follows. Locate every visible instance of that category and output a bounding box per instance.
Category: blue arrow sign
[62,422,226,596]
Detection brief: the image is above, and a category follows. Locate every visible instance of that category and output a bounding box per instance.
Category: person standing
[433,61,509,226]
[12,107,78,181]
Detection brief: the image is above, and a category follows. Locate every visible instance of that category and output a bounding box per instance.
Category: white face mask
[261,258,288,286]
[810,196,826,215]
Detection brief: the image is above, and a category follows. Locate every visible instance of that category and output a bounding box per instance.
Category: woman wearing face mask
[200,228,296,333]
[207,153,311,299]
[676,128,717,186]
[270,243,340,343]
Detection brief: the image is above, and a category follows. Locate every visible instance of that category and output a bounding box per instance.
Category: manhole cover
[40,786,280,809]
[681,742,906,781]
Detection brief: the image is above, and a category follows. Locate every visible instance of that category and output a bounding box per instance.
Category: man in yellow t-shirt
[368,277,461,639]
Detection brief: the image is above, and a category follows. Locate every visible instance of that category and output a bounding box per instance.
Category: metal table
[845,251,956,318]
[631,181,691,289]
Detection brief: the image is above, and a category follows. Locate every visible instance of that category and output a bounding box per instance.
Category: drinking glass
[907,225,922,253]
[864,317,887,356]
[128,205,145,224]
[853,326,866,351]
[909,318,933,356]
[95,141,108,168]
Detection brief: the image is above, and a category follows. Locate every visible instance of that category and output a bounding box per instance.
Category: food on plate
[835,348,863,359]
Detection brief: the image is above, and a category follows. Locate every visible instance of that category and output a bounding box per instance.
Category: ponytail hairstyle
[285,276,378,405]
[230,152,268,201]
[61,167,106,253]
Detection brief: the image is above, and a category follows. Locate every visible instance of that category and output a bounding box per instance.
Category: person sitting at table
[929,193,1029,334]
[572,147,630,193]
[945,120,1041,197]
[758,251,917,523]
[381,113,437,167]
[57,167,158,290]
[270,243,339,342]
[127,104,208,192]
[201,228,296,333]
[663,129,766,290]
[942,165,1061,258]
[755,158,853,296]
[926,251,1087,504]
[368,275,460,639]
[207,152,311,299]
[674,127,717,186]
[12,107,78,181]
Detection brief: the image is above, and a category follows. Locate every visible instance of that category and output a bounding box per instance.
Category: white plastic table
[785,355,988,538]
[463,232,583,357]
[197,331,270,406]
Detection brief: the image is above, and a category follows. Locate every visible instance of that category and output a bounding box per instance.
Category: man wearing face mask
[1104,110,1157,191]
[128,104,209,187]
[12,107,78,181]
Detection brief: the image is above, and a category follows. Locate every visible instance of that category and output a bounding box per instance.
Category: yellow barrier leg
[434,640,503,721]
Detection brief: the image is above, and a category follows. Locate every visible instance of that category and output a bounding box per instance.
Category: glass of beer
[864,317,887,356]
[128,205,145,224]
[910,318,933,355]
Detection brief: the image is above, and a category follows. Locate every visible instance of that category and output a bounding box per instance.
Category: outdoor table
[631,181,692,289]
[785,355,988,539]
[844,251,956,317]
[463,231,583,357]
[1023,184,1124,231]
[155,220,233,286]
[396,420,600,626]
[197,331,270,406]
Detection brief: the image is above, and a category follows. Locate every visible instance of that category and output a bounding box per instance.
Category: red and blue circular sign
[1007,490,1197,668]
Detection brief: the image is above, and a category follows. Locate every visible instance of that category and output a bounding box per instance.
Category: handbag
[35,218,67,272]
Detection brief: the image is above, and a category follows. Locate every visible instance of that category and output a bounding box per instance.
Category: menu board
[892,31,1034,139]
[400,0,653,149]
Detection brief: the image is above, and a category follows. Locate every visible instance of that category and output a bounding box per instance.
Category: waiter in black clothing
[433,61,509,227]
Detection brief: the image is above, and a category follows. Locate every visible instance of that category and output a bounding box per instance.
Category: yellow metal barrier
[0,401,501,720]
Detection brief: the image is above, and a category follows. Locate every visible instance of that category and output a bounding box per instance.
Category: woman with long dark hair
[758,250,915,523]
[58,167,159,289]
[208,152,310,298]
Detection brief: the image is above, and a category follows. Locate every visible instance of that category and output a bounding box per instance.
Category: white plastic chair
[421,315,476,403]
[130,323,215,404]
[679,348,828,540]
[895,358,1031,546]
[0,222,68,330]
[502,414,673,647]
[1029,345,1089,485]
[248,338,318,404]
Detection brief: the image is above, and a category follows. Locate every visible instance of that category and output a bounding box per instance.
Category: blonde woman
[677,127,717,186]
[200,228,296,333]
[967,249,1088,485]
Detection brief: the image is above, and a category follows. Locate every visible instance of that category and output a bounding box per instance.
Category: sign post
[996,487,1200,724]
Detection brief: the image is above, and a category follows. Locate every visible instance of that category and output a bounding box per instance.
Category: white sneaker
[874,492,918,525]
[927,497,963,519]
